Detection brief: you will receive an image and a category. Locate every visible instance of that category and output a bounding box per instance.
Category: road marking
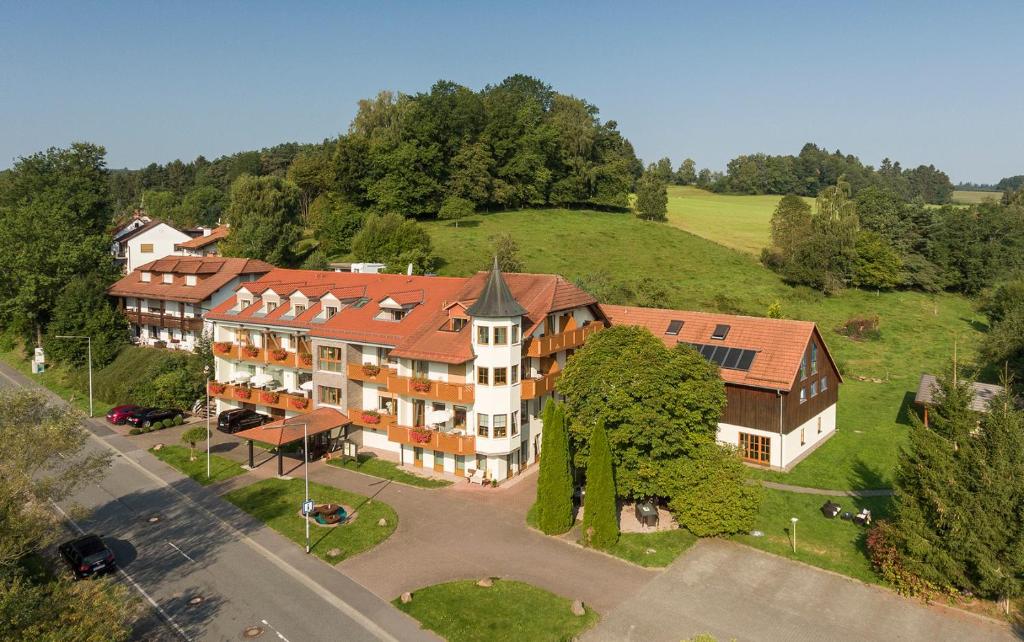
[0,363,398,642]
[168,541,195,562]
[50,500,192,642]
[261,618,292,642]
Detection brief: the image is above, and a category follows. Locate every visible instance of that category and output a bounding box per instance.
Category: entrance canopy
[235,407,350,447]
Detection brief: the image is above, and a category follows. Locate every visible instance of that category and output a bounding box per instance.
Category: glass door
[413,447,424,467]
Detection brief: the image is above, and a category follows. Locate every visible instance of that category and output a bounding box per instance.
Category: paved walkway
[136,424,656,613]
[760,480,894,497]
[586,538,1014,642]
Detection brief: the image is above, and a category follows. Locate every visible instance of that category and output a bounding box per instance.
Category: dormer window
[294,304,306,314]
[267,302,278,312]
[162,274,173,284]
[185,275,197,286]
[239,299,252,309]
[389,309,405,321]
[141,272,151,282]
[453,318,468,332]
[324,306,338,319]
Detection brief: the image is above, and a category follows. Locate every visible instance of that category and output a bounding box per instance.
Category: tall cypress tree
[582,420,618,549]
[536,400,574,535]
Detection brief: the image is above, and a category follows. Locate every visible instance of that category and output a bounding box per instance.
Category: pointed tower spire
[466,256,527,317]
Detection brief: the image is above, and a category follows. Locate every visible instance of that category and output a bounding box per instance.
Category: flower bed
[242,345,260,358]
[208,382,226,395]
[234,387,252,400]
[360,410,381,424]
[410,427,433,444]
[259,390,280,404]
[213,342,231,354]
[300,354,312,367]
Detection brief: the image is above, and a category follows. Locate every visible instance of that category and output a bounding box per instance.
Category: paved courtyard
[586,538,1016,642]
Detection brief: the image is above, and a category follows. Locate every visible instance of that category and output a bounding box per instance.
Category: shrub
[666,441,763,537]
[129,428,141,435]
[866,520,946,599]
[837,314,881,341]
[174,414,184,425]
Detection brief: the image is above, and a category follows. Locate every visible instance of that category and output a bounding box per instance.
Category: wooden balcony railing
[521,372,559,400]
[387,424,476,456]
[347,408,398,430]
[207,382,312,412]
[346,363,398,386]
[386,375,475,404]
[130,310,204,333]
[212,343,312,370]
[524,322,603,358]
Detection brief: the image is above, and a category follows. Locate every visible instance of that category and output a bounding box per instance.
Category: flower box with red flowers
[208,382,226,395]
[242,346,260,358]
[234,388,251,400]
[270,348,288,361]
[259,391,280,404]
[361,363,381,377]
[213,342,231,354]
[291,398,309,410]
[410,427,433,444]
[300,354,313,367]
[360,410,381,425]
[411,377,432,393]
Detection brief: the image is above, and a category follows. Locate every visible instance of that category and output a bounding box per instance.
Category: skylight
[711,324,730,340]
[665,319,684,336]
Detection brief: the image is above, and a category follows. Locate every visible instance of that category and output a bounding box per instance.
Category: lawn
[951,189,1002,205]
[223,478,397,562]
[0,340,115,416]
[394,579,598,642]
[326,453,452,488]
[664,185,814,254]
[733,488,891,584]
[425,208,984,490]
[148,445,246,486]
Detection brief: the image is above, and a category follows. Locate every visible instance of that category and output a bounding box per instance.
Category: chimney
[407,263,413,276]
[203,227,212,237]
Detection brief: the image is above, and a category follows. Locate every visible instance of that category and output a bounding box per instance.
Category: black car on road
[126,408,184,428]
[58,534,115,579]
[217,408,271,434]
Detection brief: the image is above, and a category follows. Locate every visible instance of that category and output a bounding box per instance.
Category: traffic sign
[302,500,314,515]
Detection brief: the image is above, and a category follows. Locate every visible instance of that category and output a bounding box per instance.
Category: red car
[105,405,144,425]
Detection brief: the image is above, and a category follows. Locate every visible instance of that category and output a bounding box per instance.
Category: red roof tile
[174,224,229,250]
[234,407,349,446]
[107,257,274,304]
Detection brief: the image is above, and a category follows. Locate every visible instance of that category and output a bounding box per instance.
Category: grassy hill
[423,208,986,489]
[952,189,1003,205]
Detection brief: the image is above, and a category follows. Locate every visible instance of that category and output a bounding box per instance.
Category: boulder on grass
[571,599,586,616]
[153,443,164,451]
[400,592,412,604]
[377,518,388,527]
[477,578,493,588]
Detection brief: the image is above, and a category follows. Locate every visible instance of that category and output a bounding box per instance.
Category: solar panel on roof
[736,349,756,370]
[722,348,742,369]
[709,345,730,366]
[699,344,716,359]
[683,342,757,372]
[665,319,684,336]
[711,324,730,340]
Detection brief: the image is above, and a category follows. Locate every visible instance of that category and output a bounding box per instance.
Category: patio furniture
[820,500,842,519]
[853,508,872,526]
[468,469,485,485]
[636,500,659,528]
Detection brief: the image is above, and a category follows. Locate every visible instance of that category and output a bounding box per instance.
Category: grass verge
[327,453,452,488]
[732,487,890,584]
[0,342,115,416]
[394,579,598,642]
[148,445,246,486]
[224,477,397,562]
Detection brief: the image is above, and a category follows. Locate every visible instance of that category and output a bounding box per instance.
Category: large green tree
[558,326,726,498]
[535,400,574,535]
[350,212,435,273]
[0,143,119,343]
[44,275,129,368]
[581,420,618,548]
[219,174,302,265]
[633,170,668,221]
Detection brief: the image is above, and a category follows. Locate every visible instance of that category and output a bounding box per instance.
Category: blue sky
[1,1,1021,182]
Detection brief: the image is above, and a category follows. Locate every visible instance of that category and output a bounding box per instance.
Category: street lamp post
[204,365,211,480]
[790,516,799,553]
[302,421,310,554]
[55,335,92,417]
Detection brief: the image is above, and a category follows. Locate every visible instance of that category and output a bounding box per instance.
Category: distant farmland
[952,189,1002,205]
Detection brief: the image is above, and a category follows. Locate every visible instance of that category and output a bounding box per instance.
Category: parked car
[58,534,115,579]
[217,408,271,434]
[105,405,144,425]
[126,408,184,428]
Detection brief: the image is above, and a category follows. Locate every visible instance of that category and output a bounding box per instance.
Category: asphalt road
[0,362,434,642]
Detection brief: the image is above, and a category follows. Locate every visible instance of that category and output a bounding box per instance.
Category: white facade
[717,402,837,470]
[124,223,191,273]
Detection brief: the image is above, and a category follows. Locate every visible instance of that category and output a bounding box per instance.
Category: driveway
[585,538,1016,642]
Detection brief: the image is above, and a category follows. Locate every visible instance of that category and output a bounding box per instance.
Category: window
[477,414,489,437]
[318,345,343,372]
[477,367,490,385]
[494,326,508,345]
[324,306,338,319]
[511,411,519,437]
[267,301,278,312]
[810,381,818,397]
[413,360,428,377]
[377,347,392,365]
[800,355,808,380]
[493,367,508,385]
[378,396,394,413]
[319,385,342,406]
[294,304,307,314]
[810,343,818,374]
[800,427,806,446]
[493,414,507,438]
[162,273,173,284]
[382,309,405,322]
[452,317,468,331]
[477,326,490,345]
[711,324,730,340]
[413,399,425,426]
[665,319,684,336]
[140,243,154,253]
[140,272,151,282]
[185,275,197,286]
[239,299,252,309]
[800,387,807,404]
[454,406,467,430]
[511,365,519,384]
[511,324,520,344]
[739,433,771,464]
[821,376,828,392]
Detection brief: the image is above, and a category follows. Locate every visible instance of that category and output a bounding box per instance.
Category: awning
[235,407,350,447]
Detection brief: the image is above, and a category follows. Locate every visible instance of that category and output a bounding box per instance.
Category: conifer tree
[536,400,574,534]
[582,420,618,548]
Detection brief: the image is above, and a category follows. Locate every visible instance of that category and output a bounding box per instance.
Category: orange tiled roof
[174,224,229,250]
[107,257,274,304]
[601,304,832,392]
[234,407,349,446]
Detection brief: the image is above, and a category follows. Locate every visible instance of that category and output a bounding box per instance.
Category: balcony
[129,309,204,333]
[212,343,312,370]
[348,407,398,430]
[521,372,559,400]
[386,375,475,404]
[387,424,476,456]
[524,322,603,358]
[208,382,312,412]
[346,363,398,386]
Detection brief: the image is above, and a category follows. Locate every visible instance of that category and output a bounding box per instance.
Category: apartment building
[107,256,274,351]
[204,262,604,481]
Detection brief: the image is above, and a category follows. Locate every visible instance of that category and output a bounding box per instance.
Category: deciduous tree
[219,175,302,266]
[665,440,762,536]
[350,212,435,273]
[633,170,668,221]
[438,196,474,228]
